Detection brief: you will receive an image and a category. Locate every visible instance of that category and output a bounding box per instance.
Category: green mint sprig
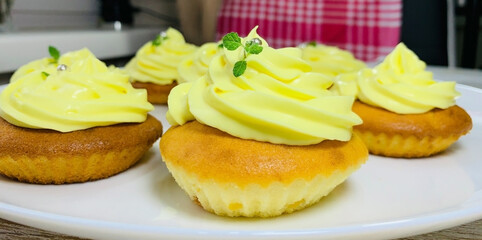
[222,32,263,77]
[41,71,50,79]
[222,33,242,50]
[232,61,247,77]
[48,46,60,63]
[152,32,168,47]
[245,39,263,54]
[307,41,317,47]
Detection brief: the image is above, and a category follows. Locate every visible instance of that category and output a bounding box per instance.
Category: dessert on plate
[125,28,197,104]
[331,43,472,158]
[160,27,368,217]
[301,42,366,77]
[0,48,163,184]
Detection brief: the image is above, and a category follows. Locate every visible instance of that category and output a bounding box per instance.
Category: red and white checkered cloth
[216,0,402,62]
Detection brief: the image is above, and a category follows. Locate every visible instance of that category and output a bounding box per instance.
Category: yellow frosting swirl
[330,72,360,98]
[0,48,153,132]
[167,27,362,145]
[10,58,56,82]
[331,43,459,114]
[125,28,197,85]
[301,43,366,77]
[177,42,223,83]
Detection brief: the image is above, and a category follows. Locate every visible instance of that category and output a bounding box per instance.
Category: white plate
[0,84,481,240]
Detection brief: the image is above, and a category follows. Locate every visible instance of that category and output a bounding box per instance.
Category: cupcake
[0,48,163,184]
[331,43,472,158]
[301,42,366,77]
[125,28,197,104]
[160,27,368,217]
[177,42,223,83]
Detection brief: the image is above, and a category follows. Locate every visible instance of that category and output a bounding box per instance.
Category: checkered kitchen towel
[216,0,402,62]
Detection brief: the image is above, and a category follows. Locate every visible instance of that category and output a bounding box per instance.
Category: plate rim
[0,196,481,239]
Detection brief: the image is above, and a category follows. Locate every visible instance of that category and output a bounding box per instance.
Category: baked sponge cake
[352,101,471,158]
[331,43,472,158]
[0,48,163,184]
[125,28,197,104]
[161,121,366,217]
[160,27,368,217]
[0,115,161,184]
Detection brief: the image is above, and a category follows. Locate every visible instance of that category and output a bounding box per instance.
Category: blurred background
[0,0,481,83]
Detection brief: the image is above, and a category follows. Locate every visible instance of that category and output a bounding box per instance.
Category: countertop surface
[0,66,481,240]
[0,28,163,73]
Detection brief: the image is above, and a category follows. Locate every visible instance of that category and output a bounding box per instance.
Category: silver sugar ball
[160,31,167,38]
[57,64,68,71]
[251,38,262,45]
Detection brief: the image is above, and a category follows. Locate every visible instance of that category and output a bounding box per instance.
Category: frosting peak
[0,48,153,132]
[331,43,459,114]
[301,43,366,77]
[167,27,362,145]
[125,28,197,85]
[376,43,427,75]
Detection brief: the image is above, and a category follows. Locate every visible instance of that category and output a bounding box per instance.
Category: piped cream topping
[0,48,153,132]
[167,27,362,145]
[177,42,224,83]
[301,43,366,77]
[331,43,459,114]
[125,28,197,85]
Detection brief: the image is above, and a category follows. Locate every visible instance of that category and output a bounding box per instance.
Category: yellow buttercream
[177,42,223,83]
[10,58,56,82]
[330,72,360,98]
[331,43,459,114]
[167,27,362,145]
[125,28,197,85]
[0,48,153,132]
[301,43,366,77]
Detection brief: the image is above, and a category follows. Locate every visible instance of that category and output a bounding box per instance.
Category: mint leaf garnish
[245,42,263,54]
[307,41,317,47]
[41,71,50,78]
[221,33,264,77]
[233,61,247,77]
[152,33,168,47]
[48,46,60,63]
[152,35,161,46]
[218,43,224,48]
[222,32,242,50]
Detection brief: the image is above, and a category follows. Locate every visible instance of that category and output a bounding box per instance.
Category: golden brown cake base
[160,121,368,217]
[352,101,472,158]
[0,115,163,184]
[131,81,177,104]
